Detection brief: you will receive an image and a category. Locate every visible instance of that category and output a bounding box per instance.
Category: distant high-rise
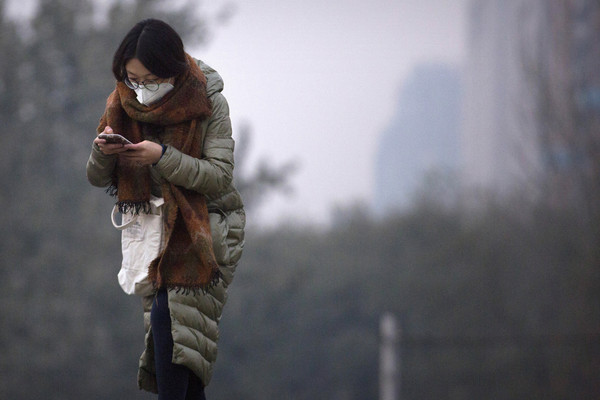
[373,64,461,215]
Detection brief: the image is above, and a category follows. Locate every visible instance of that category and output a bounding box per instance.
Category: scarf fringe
[117,201,151,215]
[106,184,118,198]
[154,268,224,296]
[106,185,151,215]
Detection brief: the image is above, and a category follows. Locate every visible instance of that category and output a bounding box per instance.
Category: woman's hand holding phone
[119,141,164,166]
[94,126,131,155]
[95,126,163,165]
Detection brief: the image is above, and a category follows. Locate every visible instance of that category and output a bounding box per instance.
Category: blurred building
[461,0,600,204]
[373,64,462,215]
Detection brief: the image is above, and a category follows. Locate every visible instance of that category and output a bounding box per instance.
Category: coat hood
[196,59,224,98]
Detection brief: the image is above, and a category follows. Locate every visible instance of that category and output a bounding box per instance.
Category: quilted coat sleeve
[154,92,234,196]
[86,143,117,187]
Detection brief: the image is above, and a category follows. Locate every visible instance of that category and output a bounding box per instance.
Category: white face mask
[135,81,175,105]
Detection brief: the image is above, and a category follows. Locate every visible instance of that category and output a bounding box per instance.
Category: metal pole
[379,313,400,400]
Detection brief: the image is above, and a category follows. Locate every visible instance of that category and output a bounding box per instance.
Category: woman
[86,18,245,399]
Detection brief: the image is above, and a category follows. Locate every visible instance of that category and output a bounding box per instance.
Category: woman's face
[124,58,173,87]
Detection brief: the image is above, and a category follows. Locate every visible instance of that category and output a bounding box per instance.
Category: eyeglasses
[124,77,160,91]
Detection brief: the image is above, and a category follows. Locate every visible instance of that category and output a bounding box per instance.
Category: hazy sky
[198,0,467,226]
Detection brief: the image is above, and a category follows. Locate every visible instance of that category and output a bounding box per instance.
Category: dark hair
[112,19,189,81]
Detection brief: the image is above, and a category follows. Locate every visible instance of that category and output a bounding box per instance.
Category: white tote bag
[111,196,165,296]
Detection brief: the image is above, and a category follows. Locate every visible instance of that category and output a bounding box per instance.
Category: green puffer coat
[86,59,245,392]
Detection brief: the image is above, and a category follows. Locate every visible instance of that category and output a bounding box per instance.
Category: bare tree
[234,122,298,213]
[519,0,600,241]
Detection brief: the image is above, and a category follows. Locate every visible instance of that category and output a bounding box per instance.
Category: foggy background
[195,0,467,225]
[1,0,599,399]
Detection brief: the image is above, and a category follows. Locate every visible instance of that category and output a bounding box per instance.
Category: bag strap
[111,205,138,230]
